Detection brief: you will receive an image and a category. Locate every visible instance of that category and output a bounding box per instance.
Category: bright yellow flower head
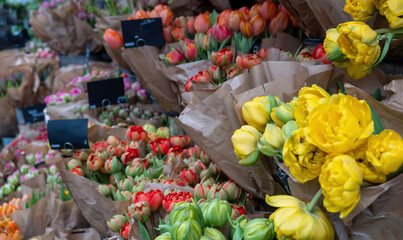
[377,0,403,29]
[319,154,363,219]
[283,128,327,183]
[266,194,334,240]
[336,21,381,66]
[242,96,272,132]
[346,62,374,79]
[258,124,286,157]
[293,84,330,128]
[231,125,262,166]
[366,129,403,175]
[323,28,350,67]
[344,0,376,21]
[306,94,374,153]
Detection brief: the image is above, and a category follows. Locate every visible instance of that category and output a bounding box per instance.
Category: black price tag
[250,39,262,54]
[121,18,165,48]
[47,119,89,150]
[16,103,46,125]
[87,77,126,109]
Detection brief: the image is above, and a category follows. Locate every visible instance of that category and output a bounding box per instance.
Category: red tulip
[260,0,278,21]
[162,179,183,186]
[185,145,202,158]
[182,43,197,62]
[186,17,196,35]
[133,10,148,19]
[208,24,232,43]
[229,10,243,32]
[103,29,123,50]
[172,26,186,42]
[211,48,233,67]
[120,222,131,240]
[163,191,193,213]
[194,183,212,200]
[75,150,89,161]
[239,7,250,20]
[169,135,191,148]
[216,9,231,26]
[163,26,173,43]
[132,158,149,169]
[257,48,268,60]
[126,126,147,142]
[249,4,261,19]
[193,70,212,82]
[206,185,229,200]
[107,144,125,158]
[87,154,105,171]
[194,13,211,33]
[226,65,243,79]
[70,166,84,176]
[250,15,267,37]
[240,20,253,38]
[154,4,168,14]
[150,137,172,156]
[236,54,262,70]
[164,49,185,66]
[222,180,242,201]
[160,8,173,27]
[179,169,199,186]
[231,205,246,220]
[133,190,164,212]
[184,78,195,92]
[313,44,332,64]
[91,141,109,153]
[166,146,184,159]
[120,148,140,165]
[269,11,289,35]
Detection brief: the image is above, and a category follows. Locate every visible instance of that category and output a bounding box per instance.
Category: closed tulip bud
[242,218,275,240]
[117,190,131,201]
[257,48,268,60]
[133,10,147,19]
[107,135,120,146]
[87,154,105,171]
[190,161,207,174]
[175,16,187,28]
[208,65,225,83]
[165,49,185,66]
[271,103,295,127]
[204,227,226,240]
[185,145,202,159]
[260,0,278,21]
[109,172,125,186]
[67,159,82,170]
[269,12,289,36]
[169,201,203,224]
[249,4,261,19]
[157,127,170,138]
[118,177,135,191]
[172,27,186,42]
[194,183,212,200]
[148,132,158,142]
[97,184,111,197]
[132,181,145,194]
[216,9,231,26]
[120,223,131,240]
[126,126,148,142]
[221,180,242,201]
[75,150,90,161]
[107,144,125,158]
[186,17,196,35]
[160,8,173,27]
[194,33,206,49]
[282,120,299,138]
[206,185,229,200]
[183,43,197,61]
[229,10,243,31]
[201,177,215,186]
[199,169,212,179]
[199,151,210,165]
[250,15,267,36]
[179,169,199,186]
[121,148,140,165]
[125,164,142,177]
[211,48,233,67]
[171,220,203,240]
[230,217,248,238]
[203,199,232,227]
[169,135,191,148]
[150,137,172,156]
[195,13,211,33]
[163,26,173,43]
[209,24,232,43]
[208,163,220,176]
[128,201,151,223]
[143,124,157,133]
[258,124,286,157]
[104,156,123,174]
[231,205,246,220]
[240,20,253,37]
[231,125,262,166]
[103,29,123,50]
[107,214,127,232]
[155,232,172,240]
[202,33,217,51]
[242,96,272,131]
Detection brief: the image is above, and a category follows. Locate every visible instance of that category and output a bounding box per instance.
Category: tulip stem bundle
[307,189,322,213]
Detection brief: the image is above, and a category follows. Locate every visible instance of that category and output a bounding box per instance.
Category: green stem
[375,28,403,35]
[307,189,322,213]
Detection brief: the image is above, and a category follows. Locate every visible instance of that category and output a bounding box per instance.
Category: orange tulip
[216,9,231,26]
[195,13,211,33]
[240,20,253,37]
[289,15,299,28]
[257,48,268,60]
[103,29,123,50]
[269,12,289,35]
[154,4,168,14]
[236,54,262,70]
[163,26,173,43]
[172,26,186,42]
[250,15,267,36]
[229,10,243,32]
[211,48,233,67]
[145,11,151,18]
[150,10,159,18]
[249,4,261,19]
[164,49,185,66]
[175,16,187,28]
[186,17,196,35]
[239,6,250,20]
[260,0,278,21]
[133,10,148,19]
[160,8,173,27]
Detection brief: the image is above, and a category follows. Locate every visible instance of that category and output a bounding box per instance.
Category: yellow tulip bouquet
[231,84,403,239]
[323,0,403,79]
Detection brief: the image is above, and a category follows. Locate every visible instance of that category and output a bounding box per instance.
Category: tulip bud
[208,65,225,84]
[201,177,215,186]
[143,124,157,133]
[194,33,206,49]
[282,120,299,138]
[241,96,273,132]
[250,15,267,37]
[157,127,170,138]
[221,180,242,201]
[165,49,185,66]
[204,227,226,240]
[209,24,232,43]
[186,17,196,35]
[75,150,90,161]
[195,13,211,33]
[231,205,246,220]
[163,26,173,43]
[260,0,278,21]
[240,20,253,37]
[171,220,203,240]
[128,201,151,223]
[104,156,123,174]
[206,185,229,200]
[194,183,212,201]
[179,169,199,186]
[257,48,268,60]
[189,161,207,175]
[169,135,191,149]
[216,9,231,26]
[98,184,111,197]
[20,164,31,174]
[185,145,202,159]
[120,222,131,240]
[86,154,104,172]
[242,218,275,240]
[183,43,197,62]
[203,199,232,227]
[103,29,123,50]
[121,148,140,165]
[107,135,120,146]
[67,159,82,171]
[169,201,203,224]
[126,126,148,142]
[269,12,289,36]
[249,4,261,19]
[118,177,135,191]
[258,124,286,157]
[208,163,220,176]
[160,8,173,27]
[229,10,243,32]
[199,169,212,179]
[271,103,295,127]
[155,232,172,240]
[107,214,127,232]
[202,33,218,51]
[172,27,186,42]
[211,48,233,67]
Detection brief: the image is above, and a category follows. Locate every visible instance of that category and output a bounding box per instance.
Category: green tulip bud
[107,214,127,232]
[242,218,275,240]
[171,220,203,240]
[258,124,286,157]
[282,120,299,138]
[202,199,232,227]
[97,184,111,197]
[169,201,204,226]
[155,232,172,240]
[204,227,226,240]
[143,124,157,133]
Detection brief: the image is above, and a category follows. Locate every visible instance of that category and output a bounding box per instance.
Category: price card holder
[121,18,164,48]
[47,119,89,150]
[16,103,46,125]
[87,77,126,109]
[250,39,262,54]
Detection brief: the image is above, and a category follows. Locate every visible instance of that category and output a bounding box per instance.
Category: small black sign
[121,18,165,48]
[47,119,89,150]
[87,77,126,109]
[250,39,262,54]
[16,103,46,125]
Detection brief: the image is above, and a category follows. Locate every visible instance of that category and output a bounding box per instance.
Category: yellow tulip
[292,84,330,128]
[266,194,334,240]
[258,124,286,157]
[376,0,403,29]
[336,21,380,66]
[366,129,403,175]
[283,128,327,183]
[270,103,295,128]
[242,97,272,132]
[282,120,299,138]
[319,154,363,219]
[323,28,350,67]
[306,94,374,153]
[346,62,374,79]
[344,0,376,21]
[231,125,262,166]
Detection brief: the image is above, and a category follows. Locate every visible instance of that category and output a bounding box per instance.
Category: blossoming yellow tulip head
[266,194,334,240]
[344,0,376,21]
[258,124,286,157]
[293,84,330,128]
[377,0,403,29]
[323,28,350,67]
[366,129,403,175]
[242,97,272,132]
[283,128,327,183]
[306,94,374,153]
[231,125,262,166]
[319,154,363,219]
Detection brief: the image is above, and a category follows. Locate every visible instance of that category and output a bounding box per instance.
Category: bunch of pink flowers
[44,88,83,106]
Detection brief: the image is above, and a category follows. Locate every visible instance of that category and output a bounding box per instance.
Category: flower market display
[0,0,403,239]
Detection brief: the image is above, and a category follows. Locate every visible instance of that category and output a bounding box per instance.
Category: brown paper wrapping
[31,227,100,240]
[383,79,403,111]
[29,2,103,55]
[260,32,303,54]
[123,47,183,113]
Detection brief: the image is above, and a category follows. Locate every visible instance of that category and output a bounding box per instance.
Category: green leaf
[372,88,382,101]
[209,10,219,26]
[367,33,393,70]
[139,221,151,240]
[337,81,346,94]
[152,166,164,179]
[368,102,385,135]
[233,223,244,240]
[122,206,130,222]
[218,36,231,51]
